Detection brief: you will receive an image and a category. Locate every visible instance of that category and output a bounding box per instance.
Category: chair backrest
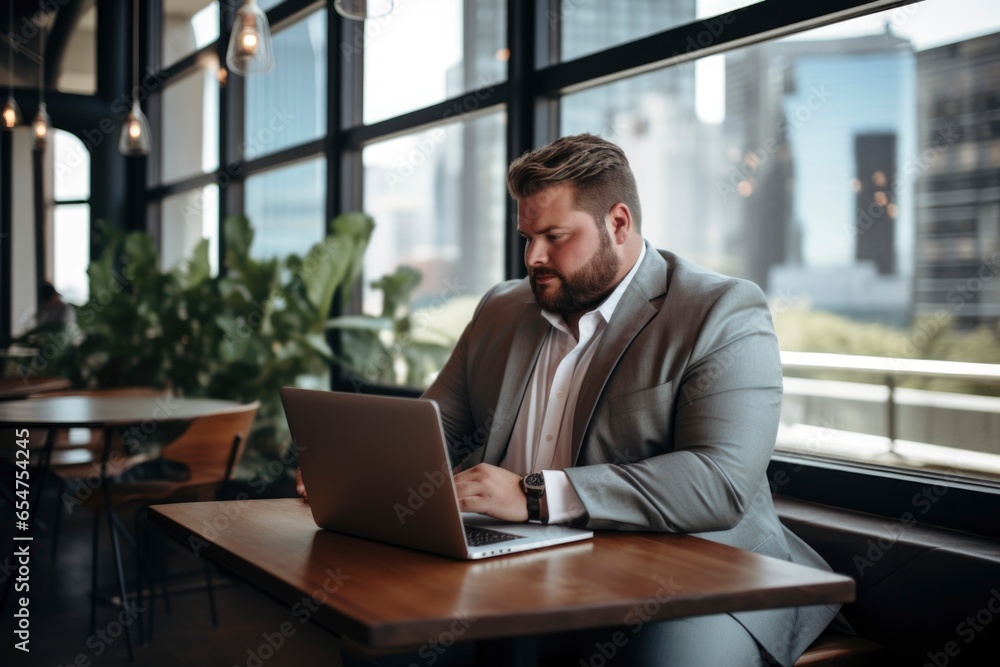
[161,401,260,488]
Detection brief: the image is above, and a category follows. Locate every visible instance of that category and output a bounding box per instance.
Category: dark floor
[1,481,344,667]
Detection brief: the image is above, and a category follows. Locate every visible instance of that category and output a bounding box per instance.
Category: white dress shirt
[501,243,647,523]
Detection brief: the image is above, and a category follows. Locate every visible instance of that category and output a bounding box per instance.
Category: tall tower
[853,132,898,275]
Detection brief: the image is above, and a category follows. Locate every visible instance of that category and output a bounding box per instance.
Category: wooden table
[0,395,242,660]
[0,376,71,400]
[150,498,855,663]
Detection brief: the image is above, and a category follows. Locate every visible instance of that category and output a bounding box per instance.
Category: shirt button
[546,434,554,442]
[556,390,564,398]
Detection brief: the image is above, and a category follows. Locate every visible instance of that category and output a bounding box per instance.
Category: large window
[359,113,507,386]
[362,0,506,124]
[138,0,999,484]
[244,9,327,159]
[563,0,1000,479]
[159,185,219,274]
[52,131,91,306]
[245,158,327,259]
[160,56,220,184]
[558,0,762,62]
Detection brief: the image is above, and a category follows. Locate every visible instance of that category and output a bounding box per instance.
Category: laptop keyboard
[465,526,520,547]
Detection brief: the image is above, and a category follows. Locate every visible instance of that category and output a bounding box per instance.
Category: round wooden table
[0,395,244,659]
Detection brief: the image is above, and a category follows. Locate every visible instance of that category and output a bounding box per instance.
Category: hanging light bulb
[33,14,51,151]
[3,0,20,130]
[334,0,395,20]
[119,100,150,155]
[2,97,21,130]
[119,0,150,156]
[226,0,273,75]
[33,101,50,150]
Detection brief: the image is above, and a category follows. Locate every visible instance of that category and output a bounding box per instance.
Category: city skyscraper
[913,32,1000,328]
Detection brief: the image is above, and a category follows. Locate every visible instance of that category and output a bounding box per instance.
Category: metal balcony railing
[780,351,1000,452]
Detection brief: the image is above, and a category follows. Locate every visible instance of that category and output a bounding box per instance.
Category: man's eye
[547,235,563,241]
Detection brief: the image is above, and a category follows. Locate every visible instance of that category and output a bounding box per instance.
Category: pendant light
[2,0,21,130]
[119,0,150,155]
[226,0,273,75]
[334,0,395,20]
[32,16,50,151]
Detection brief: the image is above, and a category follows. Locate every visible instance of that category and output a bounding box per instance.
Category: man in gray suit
[423,133,840,665]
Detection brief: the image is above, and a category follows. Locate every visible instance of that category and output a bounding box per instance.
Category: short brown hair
[507,133,642,230]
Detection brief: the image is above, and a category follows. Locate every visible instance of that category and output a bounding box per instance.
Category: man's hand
[453,463,528,522]
[295,467,308,503]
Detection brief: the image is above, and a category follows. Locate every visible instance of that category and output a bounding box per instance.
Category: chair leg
[158,529,172,615]
[90,512,100,635]
[50,478,65,563]
[134,510,146,647]
[204,559,219,628]
[106,507,135,662]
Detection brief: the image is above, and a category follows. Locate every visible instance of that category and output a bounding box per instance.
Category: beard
[529,227,621,317]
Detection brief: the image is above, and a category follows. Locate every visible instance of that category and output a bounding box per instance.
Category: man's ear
[607,202,633,244]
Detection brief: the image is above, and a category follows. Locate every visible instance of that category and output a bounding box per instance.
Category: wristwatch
[521,472,546,522]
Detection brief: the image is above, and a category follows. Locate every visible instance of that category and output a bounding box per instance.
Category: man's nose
[525,240,547,267]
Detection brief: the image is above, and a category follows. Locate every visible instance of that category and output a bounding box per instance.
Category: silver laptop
[280,388,593,560]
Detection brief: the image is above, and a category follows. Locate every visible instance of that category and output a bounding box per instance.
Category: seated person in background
[319,134,841,666]
[37,281,76,327]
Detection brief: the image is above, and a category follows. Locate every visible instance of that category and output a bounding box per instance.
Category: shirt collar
[541,241,647,333]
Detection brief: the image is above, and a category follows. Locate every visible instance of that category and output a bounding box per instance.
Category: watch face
[524,472,545,491]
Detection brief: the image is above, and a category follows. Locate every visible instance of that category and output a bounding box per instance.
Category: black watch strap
[522,472,545,522]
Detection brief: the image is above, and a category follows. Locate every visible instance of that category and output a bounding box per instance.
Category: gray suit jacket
[423,245,839,666]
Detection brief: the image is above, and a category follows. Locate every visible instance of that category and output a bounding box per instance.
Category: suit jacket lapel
[479,298,549,465]
[571,246,669,463]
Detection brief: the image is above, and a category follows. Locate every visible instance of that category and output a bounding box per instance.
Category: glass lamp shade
[32,102,51,150]
[119,100,151,155]
[334,0,395,20]
[2,95,21,129]
[226,0,274,75]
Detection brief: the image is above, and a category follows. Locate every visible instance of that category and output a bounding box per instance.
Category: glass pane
[56,4,96,94]
[561,0,1000,478]
[558,0,762,62]
[243,9,326,160]
[363,0,506,124]
[53,204,90,306]
[245,158,327,259]
[162,0,220,68]
[360,112,506,388]
[160,57,220,183]
[54,130,90,201]
[160,185,220,275]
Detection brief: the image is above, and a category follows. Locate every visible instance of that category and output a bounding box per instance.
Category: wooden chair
[62,401,260,646]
